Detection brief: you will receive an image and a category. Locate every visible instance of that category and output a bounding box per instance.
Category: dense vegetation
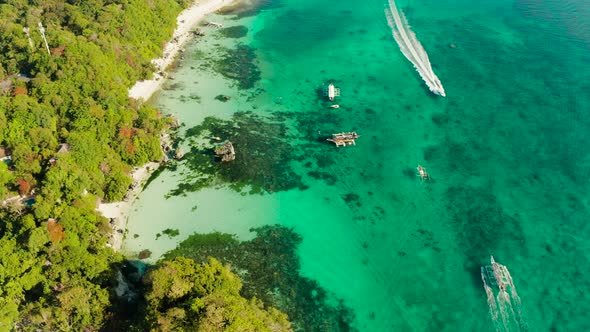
[142,257,292,331]
[0,0,288,330]
[161,226,357,332]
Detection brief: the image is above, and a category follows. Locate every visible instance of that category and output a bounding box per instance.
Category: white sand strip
[129,0,235,101]
[101,0,237,251]
[98,162,161,250]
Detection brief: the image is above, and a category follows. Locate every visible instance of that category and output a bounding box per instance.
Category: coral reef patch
[162,225,357,332]
[168,112,306,196]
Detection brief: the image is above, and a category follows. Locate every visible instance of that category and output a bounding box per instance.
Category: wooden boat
[327,132,359,147]
[417,165,430,181]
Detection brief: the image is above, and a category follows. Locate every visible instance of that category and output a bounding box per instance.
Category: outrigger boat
[481,256,510,291]
[480,256,528,330]
[327,132,360,147]
[323,83,340,101]
[417,165,430,181]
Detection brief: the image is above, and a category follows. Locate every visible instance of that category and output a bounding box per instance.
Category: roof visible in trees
[0,147,9,158]
[57,143,71,154]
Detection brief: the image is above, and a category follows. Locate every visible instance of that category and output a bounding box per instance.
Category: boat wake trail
[482,275,503,332]
[481,256,528,332]
[385,0,445,96]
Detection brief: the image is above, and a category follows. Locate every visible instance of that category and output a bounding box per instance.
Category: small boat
[330,104,340,109]
[323,83,341,101]
[480,256,528,330]
[327,132,359,147]
[206,21,223,28]
[417,165,430,181]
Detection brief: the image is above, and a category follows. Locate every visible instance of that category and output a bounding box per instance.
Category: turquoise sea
[123,0,590,330]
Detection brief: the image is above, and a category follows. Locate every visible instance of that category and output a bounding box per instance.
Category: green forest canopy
[0,0,290,330]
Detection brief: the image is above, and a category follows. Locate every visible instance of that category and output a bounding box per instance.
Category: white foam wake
[385,0,445,96]
[481,257,528,332]
[481,269,503,332]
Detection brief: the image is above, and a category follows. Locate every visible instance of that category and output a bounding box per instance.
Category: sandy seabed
[128,0,236,102]
[98,0,237,250]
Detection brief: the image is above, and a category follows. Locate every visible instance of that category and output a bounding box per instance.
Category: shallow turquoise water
[124,0,590,330]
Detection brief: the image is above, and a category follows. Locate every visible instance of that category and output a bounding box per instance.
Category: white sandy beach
[98,162,160,250]
[100,0,237,250]
[129,0,237,101]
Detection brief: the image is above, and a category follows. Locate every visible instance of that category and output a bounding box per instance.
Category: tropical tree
[144,257,293,332]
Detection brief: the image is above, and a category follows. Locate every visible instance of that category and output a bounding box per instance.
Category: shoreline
[100,0,236,251]
[98,162,160,251]
[129,0,236,102]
